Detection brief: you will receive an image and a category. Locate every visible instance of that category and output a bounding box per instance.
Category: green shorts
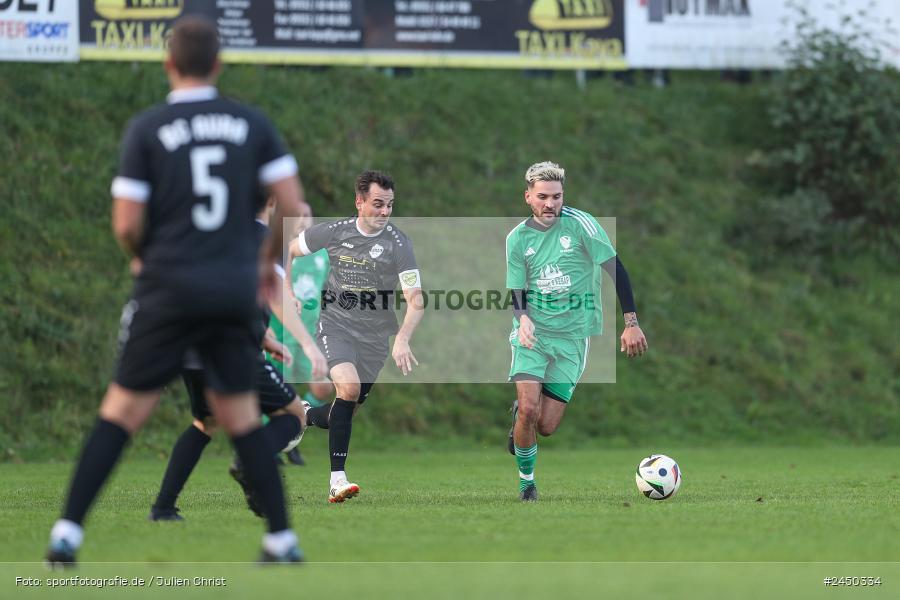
[508,332,590,403]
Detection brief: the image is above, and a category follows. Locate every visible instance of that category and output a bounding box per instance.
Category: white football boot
[328,479,360,503]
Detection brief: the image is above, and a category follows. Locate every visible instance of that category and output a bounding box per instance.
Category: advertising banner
[625,0,900,69]
[0,0,79,62]
[79,0,627,70]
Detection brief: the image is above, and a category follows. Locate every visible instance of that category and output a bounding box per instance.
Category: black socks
[153,424,211,510]
[306,403,331,429]
[231,427,289,532]
[265,414,302,453]
[62,418,130,525]
[328,398,356,472]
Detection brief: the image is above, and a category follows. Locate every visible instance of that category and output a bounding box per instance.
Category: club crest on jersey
[536,264,571,294]
[559,235,573,252]
[369,243,384,259]
[293,274,318,301]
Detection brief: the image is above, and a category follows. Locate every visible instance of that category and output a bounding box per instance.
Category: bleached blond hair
[525,161,565,188]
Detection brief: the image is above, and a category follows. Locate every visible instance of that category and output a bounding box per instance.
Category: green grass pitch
[1,444,898,599]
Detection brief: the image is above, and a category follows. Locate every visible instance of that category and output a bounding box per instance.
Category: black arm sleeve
[602,256,637,314]
[511,289,528,319]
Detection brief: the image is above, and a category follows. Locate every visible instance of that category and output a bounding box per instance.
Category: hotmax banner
[626,0,900,69]
[79,0,626,70]
[0,0,79,62]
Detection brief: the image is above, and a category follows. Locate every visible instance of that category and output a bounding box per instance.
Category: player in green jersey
[505,161,648,501]
[275,205,333,398]
[266,204,334,464]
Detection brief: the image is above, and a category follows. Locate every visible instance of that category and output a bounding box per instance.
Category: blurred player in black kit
[46,17,307,566]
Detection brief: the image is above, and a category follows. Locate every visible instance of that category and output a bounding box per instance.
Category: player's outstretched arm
[393,286,423,376]
[284,236,307,305]
[267,270,328,380]
[262,329,293,366]
[601,256,648,358]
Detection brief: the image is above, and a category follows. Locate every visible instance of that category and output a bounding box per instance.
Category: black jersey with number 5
[112,87,296,316]
[298,218,420,341]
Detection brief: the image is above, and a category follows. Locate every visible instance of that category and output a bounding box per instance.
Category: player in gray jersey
[286,171,424,503]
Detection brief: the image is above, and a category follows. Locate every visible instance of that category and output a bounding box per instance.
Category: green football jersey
[506,206,616,338]
[268,248,329,368]
[290,248,330,333]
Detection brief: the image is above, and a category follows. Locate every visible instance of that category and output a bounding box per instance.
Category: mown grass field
[1,443,897,599]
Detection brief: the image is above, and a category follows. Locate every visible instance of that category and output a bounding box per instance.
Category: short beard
[533,206,561,221]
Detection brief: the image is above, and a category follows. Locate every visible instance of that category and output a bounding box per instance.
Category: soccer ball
[635,454,682,500]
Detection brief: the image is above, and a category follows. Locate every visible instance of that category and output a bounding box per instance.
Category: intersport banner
[78,0,626,69]
[0,0,79,62]
[625,0,900,69]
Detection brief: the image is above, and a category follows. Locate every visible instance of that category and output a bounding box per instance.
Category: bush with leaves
[746,1,900,253]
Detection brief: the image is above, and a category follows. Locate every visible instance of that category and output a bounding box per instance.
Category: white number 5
[190,145,228,231]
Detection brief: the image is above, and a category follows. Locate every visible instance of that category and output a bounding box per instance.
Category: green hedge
[1,64,897,459]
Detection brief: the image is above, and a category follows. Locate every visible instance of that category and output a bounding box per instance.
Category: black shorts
[184,358,298,420]
[317,320,388,405]
[113,296,259,393]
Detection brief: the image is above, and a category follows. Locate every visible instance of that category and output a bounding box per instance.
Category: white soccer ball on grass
[635,454,682,500]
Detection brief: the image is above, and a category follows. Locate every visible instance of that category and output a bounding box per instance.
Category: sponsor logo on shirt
[342,241,355,248]
[536,264,571,294]
[338,255,371,267]
[524,247,536,257]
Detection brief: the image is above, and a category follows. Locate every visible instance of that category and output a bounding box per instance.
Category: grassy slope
[0,64,897,459]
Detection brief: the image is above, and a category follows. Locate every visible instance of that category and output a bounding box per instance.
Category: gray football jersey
[299,218,420,340]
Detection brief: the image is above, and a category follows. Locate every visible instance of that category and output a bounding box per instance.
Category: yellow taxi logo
[528,0,613,30]
[95,0,184,20]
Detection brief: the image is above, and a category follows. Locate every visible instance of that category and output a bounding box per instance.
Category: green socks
[515,444,537,491]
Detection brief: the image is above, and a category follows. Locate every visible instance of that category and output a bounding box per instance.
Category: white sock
[262,529,298,557]
[330,471,347,486]
[50,519,83,549]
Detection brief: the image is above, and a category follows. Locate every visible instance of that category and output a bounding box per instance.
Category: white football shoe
[328,479,360,503]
